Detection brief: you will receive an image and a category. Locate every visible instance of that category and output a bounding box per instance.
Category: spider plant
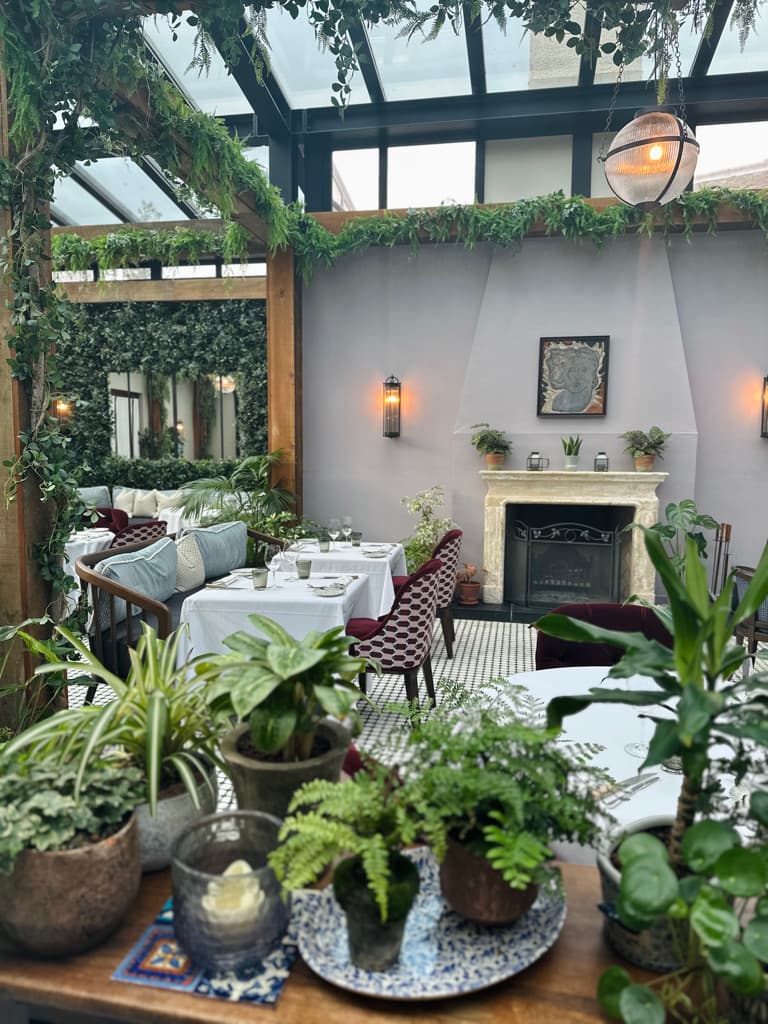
[0,624,224,816]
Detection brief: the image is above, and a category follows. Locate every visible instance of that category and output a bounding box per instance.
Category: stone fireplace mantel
[480,470,668,605]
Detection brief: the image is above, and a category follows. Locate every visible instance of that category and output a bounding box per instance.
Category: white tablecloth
[157,508,199,536]
[288,542,406,617]
[505,665,683,864]
[177,572,371,662]
[63,528,114,612]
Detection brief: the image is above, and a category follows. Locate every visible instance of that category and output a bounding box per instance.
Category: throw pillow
[97,537,178,624]
[175,533,205,593]
[132,488,158,518]
[78,485,111,509]
[184,522,247,579]
[113,487,136,516]
[155,490,182,513]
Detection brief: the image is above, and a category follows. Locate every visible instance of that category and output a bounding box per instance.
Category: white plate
[311,586,346,597]
[363,551,388,559]
[294,847,566,1001]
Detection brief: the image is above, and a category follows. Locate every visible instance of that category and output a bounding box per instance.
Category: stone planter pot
[439,836,537,925]
[564,455,580,470]
[457,581,482,606]
[0,813,140,957]
[222,719,348,820]
[333,852,419,971]
[634,454,656,472]
[597,814,683,972]
[136,763,218,872]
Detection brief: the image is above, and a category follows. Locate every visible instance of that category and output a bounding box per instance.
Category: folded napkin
[205,575,238,589]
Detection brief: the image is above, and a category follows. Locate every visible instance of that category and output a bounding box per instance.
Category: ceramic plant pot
[634,454,656,472]
[0,813,141,957]
[136,763,219,872]
[222,718,348,820]
[457,581,482,606]
[439,836,537,925]
[485,453,506,469]
[597,814,683,972]
[564,455,580,471]
[333,852,420,972]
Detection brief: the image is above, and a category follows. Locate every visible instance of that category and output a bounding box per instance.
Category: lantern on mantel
[603,108,699,212]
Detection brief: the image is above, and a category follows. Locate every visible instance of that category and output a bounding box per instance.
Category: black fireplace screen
[506,519,621,610]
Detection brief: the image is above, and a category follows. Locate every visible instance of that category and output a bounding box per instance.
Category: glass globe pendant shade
[604,110,699,211]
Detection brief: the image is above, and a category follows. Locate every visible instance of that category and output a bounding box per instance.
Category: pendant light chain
[598,63,625,164]
[672,33,688,130]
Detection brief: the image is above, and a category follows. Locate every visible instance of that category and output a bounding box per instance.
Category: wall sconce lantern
[383,375,401,438]
[54,398,72,421]
[761,377,768,438]
[175,420,184,435]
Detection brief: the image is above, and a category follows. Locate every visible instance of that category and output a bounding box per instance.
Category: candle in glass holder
[201,859,266,930]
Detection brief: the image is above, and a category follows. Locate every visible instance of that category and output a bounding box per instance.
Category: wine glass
[624,711,649,759]
[327,518,341,551]
[341,516,353,546]
[264,544,283,588]
[282,548,299,580]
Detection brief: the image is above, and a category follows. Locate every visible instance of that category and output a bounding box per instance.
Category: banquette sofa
[75,523,285,678]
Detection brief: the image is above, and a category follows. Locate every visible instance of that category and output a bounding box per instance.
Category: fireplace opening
[504,504,634,611]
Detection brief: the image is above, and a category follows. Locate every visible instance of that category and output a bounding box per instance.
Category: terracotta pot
[597,814,683,972]
[221,719,348,820]
[634,454,656,472]
[136,762,218,872]
[457,581,482,606]
[333,852,419,971]
[485,453,506,469]
[0,813,141,957]
[439,836,538,925]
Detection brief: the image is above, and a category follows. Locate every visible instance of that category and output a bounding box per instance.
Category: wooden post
[0,71,52,709]
[266,247,302,515]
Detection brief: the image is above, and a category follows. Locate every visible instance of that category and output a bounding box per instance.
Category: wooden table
[0,863,641,1024]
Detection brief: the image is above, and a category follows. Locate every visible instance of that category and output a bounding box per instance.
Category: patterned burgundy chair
[110,519,168,549]
[391,529,463,658]
[82,507,129,534]
[534,601,673,670]
[346,557,443,705]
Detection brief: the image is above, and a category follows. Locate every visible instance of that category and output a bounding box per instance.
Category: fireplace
[505,504,632,611]
[481,470,667,606]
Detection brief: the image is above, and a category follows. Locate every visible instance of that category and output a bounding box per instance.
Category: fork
[603,774,660,808]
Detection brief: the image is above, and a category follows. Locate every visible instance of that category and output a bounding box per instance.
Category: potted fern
[194,615,372,820]
[561,435,583,470]
[470,423,512,468]
[269,765,421,971]
[619,426,670,471]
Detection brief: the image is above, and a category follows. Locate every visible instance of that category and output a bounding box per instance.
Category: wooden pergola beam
[59,277,266,303]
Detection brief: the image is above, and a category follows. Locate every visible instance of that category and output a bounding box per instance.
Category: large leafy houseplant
[620,426,670,459]
[470,423,512,456]
[2,624,224,816]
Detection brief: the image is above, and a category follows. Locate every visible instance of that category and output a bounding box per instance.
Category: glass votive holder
[171,811,289,973]
[296,558,312,579]
[318,539,330,552]
[351,531,363,547]
[252,568,268,589]
[594,452,610,472]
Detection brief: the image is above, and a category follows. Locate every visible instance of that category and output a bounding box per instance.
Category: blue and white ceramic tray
[293,847,566,1000]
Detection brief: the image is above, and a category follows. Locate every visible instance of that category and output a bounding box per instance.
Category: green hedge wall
[82,456,241,490]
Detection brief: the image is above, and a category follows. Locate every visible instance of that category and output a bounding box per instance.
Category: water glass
[296,558,312,579]
[318,538,330,552]
[252,568,268,590]
[351,531,363,547]
[171,811,289,973]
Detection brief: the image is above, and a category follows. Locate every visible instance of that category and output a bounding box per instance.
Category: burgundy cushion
[345,616,380,641]
[342,744,364,777]
[535,602,673,671]
[84,507,130,534]
[392,574,408,591]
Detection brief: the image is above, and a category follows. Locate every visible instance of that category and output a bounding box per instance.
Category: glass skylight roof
[484,17,581,92]
[52,177,123,225]
[366,18,471,101]
[143,14,252,115]
[708,10,768,75]
[76,158,190,221]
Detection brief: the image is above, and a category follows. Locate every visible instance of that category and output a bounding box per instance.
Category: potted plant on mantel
[619,426,670,471]
[470,423,512,469]
[456,562,486,606]
[195,614,374,819]
[269,766,422,972]
[0,758,143,957]
[3,624,224,871]
[537,527,768,996]
[387,679,611,926]
[561,434,583,470]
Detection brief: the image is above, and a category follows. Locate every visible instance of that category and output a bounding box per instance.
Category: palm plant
[1,624,224,815]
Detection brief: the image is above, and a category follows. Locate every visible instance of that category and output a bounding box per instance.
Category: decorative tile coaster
[112,921,298,1006]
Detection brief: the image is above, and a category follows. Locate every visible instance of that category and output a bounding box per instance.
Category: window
[111,390,141,458]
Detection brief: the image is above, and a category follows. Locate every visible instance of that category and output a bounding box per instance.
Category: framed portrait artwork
[536,336,610,417]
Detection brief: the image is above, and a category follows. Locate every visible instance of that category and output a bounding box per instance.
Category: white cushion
[155,490,182,513]
[132,488,157,518]
[114,488,136,516]
[175,533,205,593]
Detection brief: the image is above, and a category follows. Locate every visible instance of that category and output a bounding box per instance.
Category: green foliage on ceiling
[51,225,252,272]
[57,300,267,474]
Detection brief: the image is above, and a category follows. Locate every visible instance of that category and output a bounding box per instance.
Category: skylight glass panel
[51,177,122,225]
[709,9,768,75]
[484,17,580,91]
[75,158,189,221]
[264,8,366,107]
[594,22,702,84]
[143,13,252,115]
[366,18,470,100]
[694,121,768,187]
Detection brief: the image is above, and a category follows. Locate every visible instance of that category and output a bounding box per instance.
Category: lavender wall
[301,230,767,573]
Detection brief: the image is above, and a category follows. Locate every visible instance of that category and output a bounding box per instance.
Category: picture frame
[536,336,610,417]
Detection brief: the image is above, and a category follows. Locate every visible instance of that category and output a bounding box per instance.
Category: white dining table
[62,528,114,612]
[176,571,371,663]
[288,541,406,617]
[504,665,684,864]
